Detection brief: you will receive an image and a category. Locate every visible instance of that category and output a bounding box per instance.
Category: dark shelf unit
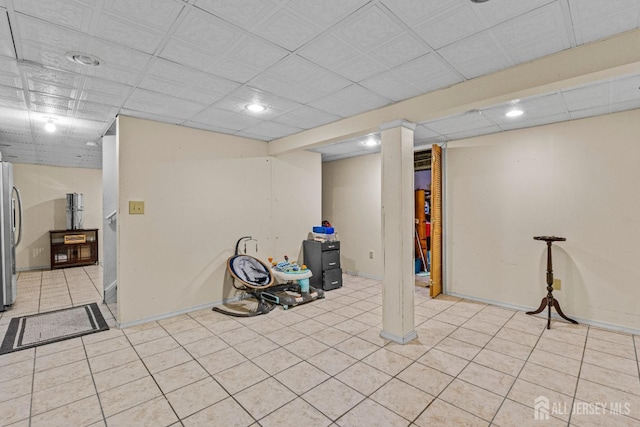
[303,240,342,291]
[50,229,99,270]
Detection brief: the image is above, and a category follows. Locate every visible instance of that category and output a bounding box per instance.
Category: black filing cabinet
[303,240,342,291]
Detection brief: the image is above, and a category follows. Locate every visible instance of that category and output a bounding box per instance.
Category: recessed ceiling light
[86,141,97,146]
[66,51,101,67]
[362,137,379,147]
[505,109,524,118]
[470,0,490,3]
[44,118,56,132]
[245,103,266,113]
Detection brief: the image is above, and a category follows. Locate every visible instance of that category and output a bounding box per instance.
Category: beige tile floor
[0,266,639,426]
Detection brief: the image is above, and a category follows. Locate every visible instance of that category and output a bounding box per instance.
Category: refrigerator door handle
[13,186,22,246]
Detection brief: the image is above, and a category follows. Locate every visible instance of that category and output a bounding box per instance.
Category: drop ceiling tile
[30,92,74,110]
[257,55,324,87]
[369,33,430,69]
[472,0,556,27]
[209,56,263,83]
[610,74,640,103]
[28,81,75,99]
[437,31,513,79]
[191,107,263,131]
[360,71,423,102]
[194,0,277,28]
[446,124,503,140]
[414,5,486,50]
[492,2,571,64]
[611,98,640,113]
[252,9,322,51]
[286,0,369,27]
[392,53,463,93]
[248,74,304,101]
[162,98,206,120]
[517,94,568,117]
[334,5,405,51]
[524,112,570,128]
[146,59,202,85]
[239,121,302,139]
[381,0,459,28]
[74,102,118,121]
[139,75,189,98]
[120,109,184,126]
[0,14,14,58]
[334,55,387,82]
[573,12,640,45]
[179,88,225,106]
[194,73,242,96]
[308,84,391,117]
[225,36,289,69]
[0,84,25,102]
[20,44,78,73]
[89,64,145,86]
[15,15,87,51]
[124,89,176,115]
[14,0,94,32]
[413,125,441,141]
[232,131,271,141]
[298,34,360,68]
[0,60,20,76]
[215,86,303,118]
[173,8,240,54]
[104,0,184,30]
[95,13,165,54]
[81,77,131,99]
[568,0,638,24]
[302,73,353,98]
[0,73,20,89]
[482,94,568,125]
[160,38,219,72]
[0,98,27,110]
[273,105,341,129]
[561,82,609,112]
[89,39,152,71]
[182,120,239,136]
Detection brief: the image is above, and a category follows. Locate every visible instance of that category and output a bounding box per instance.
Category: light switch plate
[129,201,145,214]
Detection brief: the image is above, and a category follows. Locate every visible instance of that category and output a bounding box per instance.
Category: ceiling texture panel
[0,0,638,167]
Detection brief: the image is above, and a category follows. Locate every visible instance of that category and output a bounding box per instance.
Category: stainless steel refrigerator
[0,160,22,311]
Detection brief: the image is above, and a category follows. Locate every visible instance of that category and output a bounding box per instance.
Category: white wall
[116,116,321,325]
[322,153,382,278]
[445,109,640,331]
[13,163,102,270]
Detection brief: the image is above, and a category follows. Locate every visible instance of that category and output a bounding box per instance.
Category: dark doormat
[0,302,109,355]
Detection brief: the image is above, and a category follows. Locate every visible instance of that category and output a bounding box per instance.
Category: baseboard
[447,291,640,336]
[344,271,382,280]
[117,294,247,329]
[17,266,49,272]
[380,329,418,344]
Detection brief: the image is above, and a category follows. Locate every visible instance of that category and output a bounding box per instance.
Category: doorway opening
[414,146,442,297]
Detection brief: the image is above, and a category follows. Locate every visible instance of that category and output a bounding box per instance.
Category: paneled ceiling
[0,0,639,168]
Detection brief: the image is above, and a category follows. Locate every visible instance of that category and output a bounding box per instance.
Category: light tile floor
[0,266,639,426]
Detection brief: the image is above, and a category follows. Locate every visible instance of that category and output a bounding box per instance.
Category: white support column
[380,120,417,344]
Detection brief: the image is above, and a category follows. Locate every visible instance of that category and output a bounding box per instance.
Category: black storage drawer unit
[303,239,342,291]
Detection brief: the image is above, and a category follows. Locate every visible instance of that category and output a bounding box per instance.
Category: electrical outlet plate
[552,278,561,291]
[129,201,145,214]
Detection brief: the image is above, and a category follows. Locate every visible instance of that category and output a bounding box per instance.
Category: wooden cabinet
[303,240,342,291]
[50,229,98,270]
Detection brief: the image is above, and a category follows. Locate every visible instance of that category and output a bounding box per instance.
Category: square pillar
[380,120,417,344]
